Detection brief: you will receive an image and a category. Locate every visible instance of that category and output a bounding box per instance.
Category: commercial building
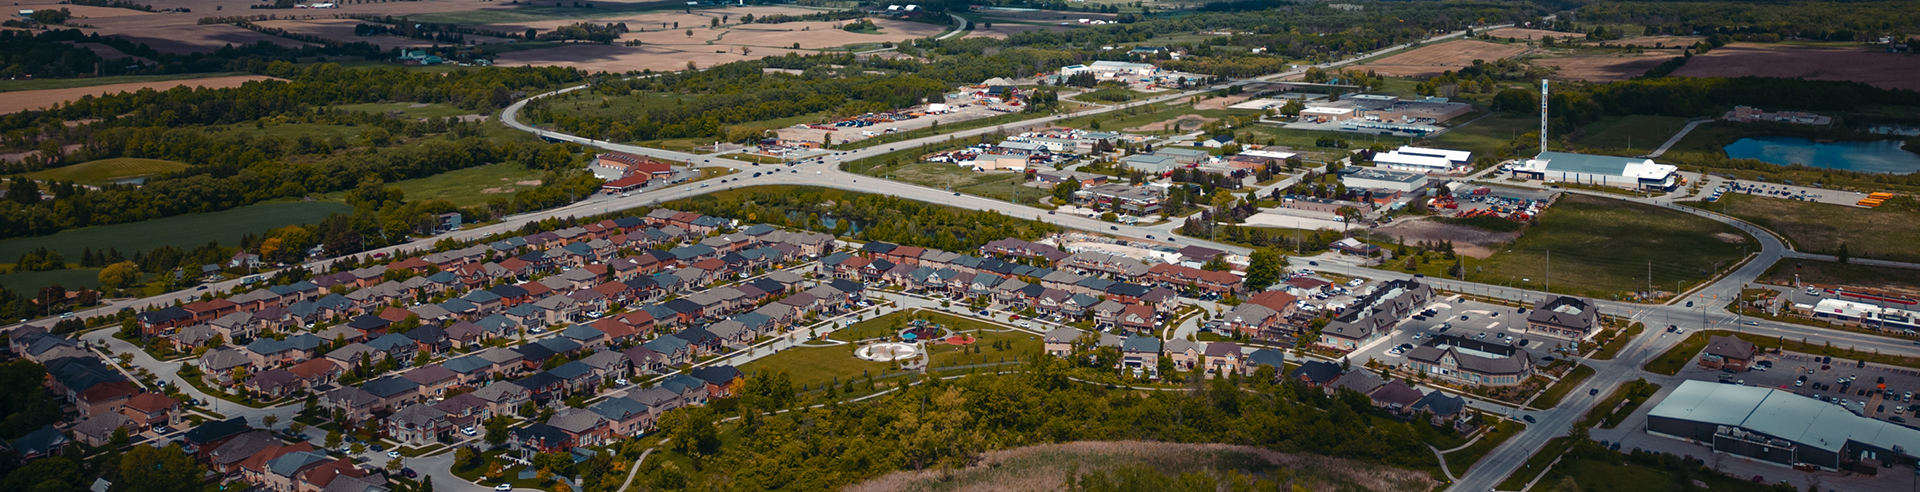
[1647,380,1920,471]
[1700,335,1758,372]
[1060,60,1159,79]
[1124,154,1178,174]
[1154,147,1212,165]
[1374,150,1463,174]
[1318,279,1433,351]
[1511,151,1678,190]
[1074,183,1164,215]
[1341,168,1430,193]
[1524,296,1600,340]
[1402,334,1534,386]
[1794,298,1920,332]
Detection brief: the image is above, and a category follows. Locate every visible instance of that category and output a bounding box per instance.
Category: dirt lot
[1484,28,1699,48]
[1483,28,1566,41]
[1193,94,1252,110]
[1533,52,1676,82]
[0,75,275,114]
[1374,218,1521,259]
[1671,43,1920,91]
[1358,40,1531,77]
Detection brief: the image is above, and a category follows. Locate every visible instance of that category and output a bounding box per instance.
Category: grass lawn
[1536,454,1792,492]
[1590,323,1644,360]
[1643,331,1711,376]
[1532,364,1595,410]
[1693,193,1920,263]
[323,163,545,207]
[1496,436,1573,490]
[1760,257,1920,291]
[738,341,894,392]
[1585,380,1660,429]
[1567,115,1690,156]
[0,72,250,92]
[1444,420,1522,475]
[334,102,482,119]
[1423,114,1536,159]
[0,200,349,271]
[1075,87,1149,104]
[867,162,1052,208]
[0,268,104,292]
[719,153,788,164]
[1390,193,1750,299]
[23,158,189,185]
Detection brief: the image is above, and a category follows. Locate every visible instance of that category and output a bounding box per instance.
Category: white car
[616,378,629,386]
[495,485,515,491]
[462,426,477,436]
[387,450,401,459]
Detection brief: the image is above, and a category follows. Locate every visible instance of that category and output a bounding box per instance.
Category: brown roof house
[1700,335,1758,372]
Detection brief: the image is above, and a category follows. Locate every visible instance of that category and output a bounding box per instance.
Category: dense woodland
[664,186,1061,252]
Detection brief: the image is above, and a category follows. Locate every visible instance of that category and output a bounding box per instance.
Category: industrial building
[1061,61,1159,79]
[1341,168,1430,193]
[1373,146,1471,174]
[1295,95,1474,125]
[1510,151,1678,190]
[1647,380,1920,471]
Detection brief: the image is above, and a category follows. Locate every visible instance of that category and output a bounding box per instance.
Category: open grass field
[737,340,893,391]
[1531,52,1676,82]
[1672,43,1920,91]
[1566,115,1690,156]
[0,268,105,292]
[1392,194,1751,299]
[1761,257,1920,295]
[23,158,189,185]
[0,72,250,93]
[849,441,1439,492]
[1422,114,1537,159]
[1356,40,1531,78]
[334,102,485,120]
[324,163,546,208]
[868,162,1053,208]
[0,201,351,268]
[0,75,276,114]
[1699,193,1920,263]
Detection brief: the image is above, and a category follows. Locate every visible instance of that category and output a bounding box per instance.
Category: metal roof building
[1647,380,1920,470]
[1512,151,1678,190]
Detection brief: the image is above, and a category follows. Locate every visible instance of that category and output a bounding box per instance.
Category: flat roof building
[1647,380,1920,471]
[1342,168,1430,193]
[1373,151,1457,173]
[1512,151,1678,190]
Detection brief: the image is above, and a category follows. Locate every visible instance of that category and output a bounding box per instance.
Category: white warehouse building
[1511,151,1678,190]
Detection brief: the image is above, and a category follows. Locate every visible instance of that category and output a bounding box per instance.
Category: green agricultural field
[0,72,249,92]
[324,163,546,208]
[1392,193,1751,299]
[1567,115,1690,156]
[0,268,106,292]
[23,158,189,185]
[1694,193,1920,264]
[334,102,484,119]
[0,201,351,267]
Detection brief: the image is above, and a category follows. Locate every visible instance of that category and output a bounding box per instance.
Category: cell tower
[1539,79,1549,156]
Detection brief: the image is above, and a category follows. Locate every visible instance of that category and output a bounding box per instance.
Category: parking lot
[1712,179,1870,207]
[1680,349,1920,426]
[1347,296,1582,366]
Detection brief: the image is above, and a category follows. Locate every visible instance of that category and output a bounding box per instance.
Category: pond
[1723,136,1920,174]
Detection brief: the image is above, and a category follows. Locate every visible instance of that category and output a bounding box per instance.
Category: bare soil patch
[1358,40,1531,78]
[1375,218,1521,259]
[1533,52,1674,82]
[1672,43,1920,91]
[1603,35,1701,48]
[255,18,509,48]
[493,43,807,72]
[973,8,1116,22]
[1127,114,1215,133]
[1194,94,1252,110]
[84,15,315,53]
[848,441,1437,492]
[0,75,276,114]
[1483,28,1567,41]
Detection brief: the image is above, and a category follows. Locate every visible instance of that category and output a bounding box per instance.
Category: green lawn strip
[320,162,546,208]
[1761,257,1920,292]
[23,158,190,185]
[1688,193,1920,264]
[1584,379,1660,429]
[0,72,250,92]
[1589,322,1644,360]
[1642,331,1712,376]
[1532,364,1596,410]
[1443,420,1523,475]
[397,444,445,457]
[738,341,896,392]
[0,200,350,265]
[1494,436,1577,490]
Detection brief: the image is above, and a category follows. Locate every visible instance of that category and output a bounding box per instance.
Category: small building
[1341,168,1429,193]
[1525,296,1600,340]
[1123,154,1177,174]
[1511,151,1678,190]
[1199,135,1234,149]
[1700,335,1757,372]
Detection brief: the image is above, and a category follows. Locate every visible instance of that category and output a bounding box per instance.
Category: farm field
[23,158,189,185]
[0,201,352,269]
[0,72,251,93]
[1356,40,1531,78]
[0,75,277,114]
[1696,193,1920,264]
[1671,43,1920,91]
[1531,52,1675,82]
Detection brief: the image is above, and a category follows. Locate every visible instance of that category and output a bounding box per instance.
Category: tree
[660,407,719,458]
[98,261,142,291]
[1244,248,1287,290]
[119,444,206,492]
[1837,243,1850,264]
[326,430,343,449]
[1050,180,1082,204]
[456,446,481,470]
[263,415,279,428]
[485,416,511,446]
[1492,88,1537,115]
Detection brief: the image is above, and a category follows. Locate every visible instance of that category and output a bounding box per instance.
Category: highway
[16,21,1913,492]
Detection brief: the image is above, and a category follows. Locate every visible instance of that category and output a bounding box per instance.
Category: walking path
[1646,118,1710,158]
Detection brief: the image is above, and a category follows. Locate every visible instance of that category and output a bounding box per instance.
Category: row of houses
[6,326,184,453]
[1287,361,1476,431]
[1042,327,1278,378]
[179,417,389,492]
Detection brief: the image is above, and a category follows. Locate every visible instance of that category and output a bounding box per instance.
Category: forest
[620,356,1449,492]
[1569,1,1920,43]
[663,186,1061,252]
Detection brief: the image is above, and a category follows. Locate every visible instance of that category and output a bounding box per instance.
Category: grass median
[1444,420,1523,475]
[1532,364,1596,410]
[1589,323,1644,361]
[1585,379,1660,429]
